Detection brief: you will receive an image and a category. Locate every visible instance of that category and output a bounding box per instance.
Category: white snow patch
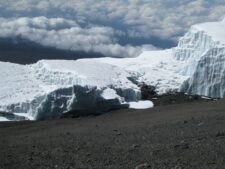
[201,96,211,100]
[129,101,154,109]
[101,88,120,100]
[0,117,10,122]
[13,113,35,121]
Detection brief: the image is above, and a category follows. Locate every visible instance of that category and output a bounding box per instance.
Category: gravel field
[0,99,225,169]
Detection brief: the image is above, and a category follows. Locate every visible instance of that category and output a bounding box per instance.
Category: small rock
[86,153,91,157]
[149,152,153,156]
[66,166,73,169]
[197,122,204,126]
[28,157,33,161]
[174,143,189,150]
[76,146,81,151]
[131,144,140,149]
[174,165,182,169]
[216,131,225,137]
[152,149,161,154]
[7,154,12,158]
[135,162,150,169]
[116,132,122,136]
[180,140,185,144]
[197,137,205,141]
[182,144,190,149]
[129,144,140,152]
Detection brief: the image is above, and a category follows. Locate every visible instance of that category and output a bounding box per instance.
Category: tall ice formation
[174,18,225,97]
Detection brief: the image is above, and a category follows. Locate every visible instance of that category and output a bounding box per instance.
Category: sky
[0,0,224,57]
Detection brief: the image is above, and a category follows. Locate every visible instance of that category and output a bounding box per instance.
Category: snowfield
[0,19,225,121]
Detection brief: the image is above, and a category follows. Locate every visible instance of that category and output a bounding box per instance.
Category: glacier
[174,19,225,97]
[0,18,224,121]
[0,60,142,120]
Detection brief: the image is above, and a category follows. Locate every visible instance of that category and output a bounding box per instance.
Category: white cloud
[0,17,156,57]
[0,0,224,54]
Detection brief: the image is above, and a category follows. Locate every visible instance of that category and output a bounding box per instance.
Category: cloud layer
[0,0,224,57]
[0,17,155,57]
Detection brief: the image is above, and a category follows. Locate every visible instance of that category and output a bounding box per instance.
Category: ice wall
[0,60,141,120]
[33,85,131,120]
[2,85,141,120]
[174,20,225,97]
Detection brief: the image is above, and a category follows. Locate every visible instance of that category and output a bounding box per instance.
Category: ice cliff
[0,60,143,120]
[0,19,224,121]
[174,19,225,97]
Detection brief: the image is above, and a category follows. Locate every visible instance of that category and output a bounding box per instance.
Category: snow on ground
[13,113,35,121]
[31,59,136,89]
[129,101,154,109]
[0,117,10,122]
[101,88,121,100]
[93,49,189,94]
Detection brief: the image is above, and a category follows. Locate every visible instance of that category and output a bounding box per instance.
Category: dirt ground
[0,100,225,169]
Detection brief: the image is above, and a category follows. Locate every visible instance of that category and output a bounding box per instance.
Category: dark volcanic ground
[0,100,225,169]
